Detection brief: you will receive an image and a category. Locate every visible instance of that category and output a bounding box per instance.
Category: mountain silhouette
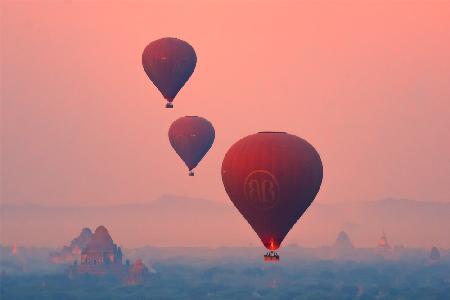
[2,197,450,248]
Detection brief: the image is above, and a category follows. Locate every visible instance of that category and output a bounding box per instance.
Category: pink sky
[1,0,450,209]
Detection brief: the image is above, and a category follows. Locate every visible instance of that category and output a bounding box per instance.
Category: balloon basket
[166,102,173,108]
[189,171,195,176]
[264,251,279,262]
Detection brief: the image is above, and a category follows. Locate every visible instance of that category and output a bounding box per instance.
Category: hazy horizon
[2,196,449,249]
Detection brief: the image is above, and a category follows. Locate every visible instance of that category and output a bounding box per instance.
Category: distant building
[66,226,149,284]
[374,230,399,260]
[80,226,122,265]
[74,226,124,276]
[330,231,355,259]
[71,228,93,255]
[333,231,354,250]
[429,246,440,261]
[49,228,92,264]
[377,231,391,250]
[126,259,149,285]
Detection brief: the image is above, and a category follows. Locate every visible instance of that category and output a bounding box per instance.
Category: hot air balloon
[221,132,323,261]
[169,116,215,176]
[142,37,197,108]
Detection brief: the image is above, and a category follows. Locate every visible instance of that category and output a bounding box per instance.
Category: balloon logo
[244,170,279,210]
[221,132,323,259]
[142,37,197,108]
[169,116,215,176]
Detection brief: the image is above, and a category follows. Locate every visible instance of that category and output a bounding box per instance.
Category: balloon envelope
[169,116,215,173]
[221,132,323,250]
[142,37,197,107]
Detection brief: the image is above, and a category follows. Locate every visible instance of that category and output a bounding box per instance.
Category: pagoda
[68,225,148,284]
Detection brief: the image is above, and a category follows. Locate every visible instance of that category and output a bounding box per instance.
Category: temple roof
[83,225,116,254]
[377,232,391,249]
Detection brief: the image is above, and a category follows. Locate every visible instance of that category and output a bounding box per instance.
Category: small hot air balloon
[169,116,215,176]
[221,132,323,261]
[142,37,197,108]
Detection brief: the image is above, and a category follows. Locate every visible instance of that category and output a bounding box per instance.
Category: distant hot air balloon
[169,116,215,176]
[221,132,323,261]
[142,37,197,108]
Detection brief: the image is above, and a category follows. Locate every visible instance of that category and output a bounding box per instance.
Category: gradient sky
[1,0,450,208]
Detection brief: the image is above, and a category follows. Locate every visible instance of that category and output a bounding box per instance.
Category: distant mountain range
[2,196,449,248]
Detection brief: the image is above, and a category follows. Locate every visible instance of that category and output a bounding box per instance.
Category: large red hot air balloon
[142,37,197,108]
[169,116,215,176]
[221,132,323,261]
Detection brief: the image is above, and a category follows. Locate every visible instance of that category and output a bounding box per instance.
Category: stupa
[377,231,391,250]
[429,246,440,261]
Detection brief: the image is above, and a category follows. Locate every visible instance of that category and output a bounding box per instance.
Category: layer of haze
[2,0,450,211]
